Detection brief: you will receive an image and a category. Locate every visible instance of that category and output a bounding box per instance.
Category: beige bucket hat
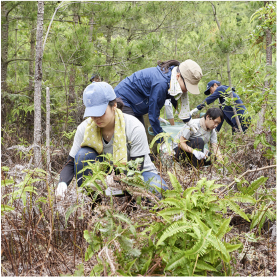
[179,59,203,95]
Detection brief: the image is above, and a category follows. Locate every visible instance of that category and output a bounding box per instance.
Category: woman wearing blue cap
[56,82,168,200]
[190,80,250,133]
[114,59,203,139]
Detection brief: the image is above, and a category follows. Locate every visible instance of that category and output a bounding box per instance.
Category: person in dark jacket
[190,80,250,132]
[90,73,101,82]
[114,59,203,139]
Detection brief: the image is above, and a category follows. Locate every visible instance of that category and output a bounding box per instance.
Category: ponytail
[157,60,180,73]
[109,97,124,111]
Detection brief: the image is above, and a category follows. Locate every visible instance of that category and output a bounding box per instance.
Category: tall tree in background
[252,1,275,130]
[1,1,266,145]
[1,2,20,92]
[33,1,44,168]
[210,1,243,132]
[1,1,21,126]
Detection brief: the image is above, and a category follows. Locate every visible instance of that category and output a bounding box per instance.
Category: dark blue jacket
[196,85,248,130]
[114,66,173,135]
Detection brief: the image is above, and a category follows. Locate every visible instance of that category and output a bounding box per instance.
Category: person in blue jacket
[190,80,250,133]
[114,59,203,139]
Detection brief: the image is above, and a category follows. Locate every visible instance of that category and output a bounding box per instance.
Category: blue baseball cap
[204,80,221,95]
[90,73,99,82]
[83,82,116,118]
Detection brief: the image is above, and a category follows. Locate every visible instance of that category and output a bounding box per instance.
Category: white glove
[203,148,209,156]
[105,175,123,196]
[190,108,199,116]
[159,117,170,125]
[55,182,68,199]
[192,150,207,160]
[187,120,198,134]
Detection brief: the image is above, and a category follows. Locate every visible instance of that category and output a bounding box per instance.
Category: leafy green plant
[82,172,258,276]
[2,167,47,214]
[84,210,141,276]
[236,176,276,234]
[250,3,276,47]
[147,175,254,276]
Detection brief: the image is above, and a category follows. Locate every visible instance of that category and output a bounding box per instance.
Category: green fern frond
[205,212,219,233]
[156,222,190,246]
[65,203,83,227]
[143,222,164,237]
[183,187,199,198]
[186,232,198,239]
[229,194,256,204]
[216,218,231,240]
[204,179,216,190]
[158,207,184,218]
[168,172,183,193]
[225,200,250,222]
[265,209,276,221]
[224,242,242,252]
[194,216,210,232]
[140,254,152,275]
[196,178,207,189]
[206,195,218,204]
[161,198,184,208]
[163,190,181,199]
[165,251,188,271]
[250,204,272,231]
[185,229,211,256]
[117,235,134,251]
[206,234,230,262]
[195,259,217,271]
[210,184,226,191]
[247,176,268,195]
[113,213,136,236]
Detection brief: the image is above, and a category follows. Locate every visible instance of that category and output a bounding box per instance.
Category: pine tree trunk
[33,1,44,168]
[29,20,36,92]
[104,27,112,82]
[68,13,79,104]
[1,3,9,93]
[89,17,94,42]
[14,20,18,90]
[257,1,272,131]
[46,87,51,183]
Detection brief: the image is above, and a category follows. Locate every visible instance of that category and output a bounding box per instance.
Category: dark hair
[204,108,224,121]
[157,60,180,73]
[176,66,186,85]
[90,73,101,82]
[108,97,124,111]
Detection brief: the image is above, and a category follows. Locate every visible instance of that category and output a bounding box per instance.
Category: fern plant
[80,158,261,276]
[149,174,254,276]
[235,175,276,234]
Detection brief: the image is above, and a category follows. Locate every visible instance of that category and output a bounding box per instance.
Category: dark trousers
[122,106,145,126]
[74,147,104,187]
[216,113,250,133]
[74,147,168,199]
[174,137,211,168]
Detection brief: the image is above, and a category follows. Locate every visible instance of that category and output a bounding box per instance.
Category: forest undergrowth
[1,127,276,276]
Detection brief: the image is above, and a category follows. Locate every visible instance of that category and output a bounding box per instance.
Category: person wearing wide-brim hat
[55,82,168,200]
[114,59,203,141]
[190,80,251,133]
